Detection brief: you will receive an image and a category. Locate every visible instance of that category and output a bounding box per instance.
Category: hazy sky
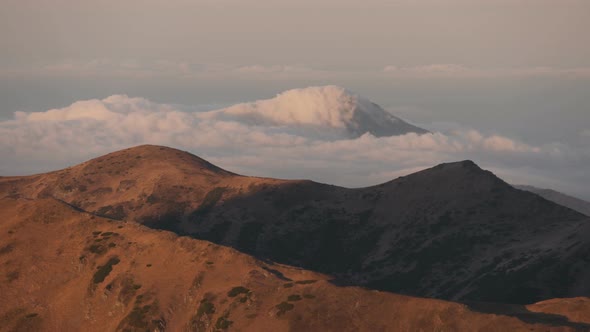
[2,0,590,66]
[1,0,589,199]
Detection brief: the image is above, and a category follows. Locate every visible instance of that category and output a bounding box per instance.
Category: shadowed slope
[4,197,588,331]
[515,185,590,217]
[2,145,590,305]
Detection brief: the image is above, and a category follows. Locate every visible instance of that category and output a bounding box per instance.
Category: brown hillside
[0,145,293,227]
[1,196,589,331]
[2,145,590,307]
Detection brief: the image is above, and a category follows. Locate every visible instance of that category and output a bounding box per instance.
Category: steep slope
[5,196,589,331]
[181,160,590,305]
[515,185,590,217]
[3,146,590,306]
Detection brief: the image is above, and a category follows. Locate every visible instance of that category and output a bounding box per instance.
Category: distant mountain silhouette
[515,185,590,217]
[3,145,590,306]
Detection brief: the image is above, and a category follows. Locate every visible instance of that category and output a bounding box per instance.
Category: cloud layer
[3,60,590,81]
[1,86,589,200]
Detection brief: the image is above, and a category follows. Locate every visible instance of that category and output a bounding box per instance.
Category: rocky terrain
[2,145,590,331]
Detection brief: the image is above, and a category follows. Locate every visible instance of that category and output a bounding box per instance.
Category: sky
[1,0,589,199]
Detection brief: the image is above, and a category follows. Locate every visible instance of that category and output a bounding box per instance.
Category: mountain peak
[433,160,490,173]
[438,159,479,168]
[80,144,233,176]
[410,159,487,176]
[382,159,509,194]
[213,85,428,138]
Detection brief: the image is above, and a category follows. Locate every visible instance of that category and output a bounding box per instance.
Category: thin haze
[0,0,589,199]
[2,0,589,66]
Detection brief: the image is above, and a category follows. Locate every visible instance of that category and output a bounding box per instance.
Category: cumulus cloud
[206,86,357,127]
[1,86,589,199]
[200,86,426,138]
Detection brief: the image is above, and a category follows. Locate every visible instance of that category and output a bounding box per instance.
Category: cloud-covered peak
[205,85,428,138]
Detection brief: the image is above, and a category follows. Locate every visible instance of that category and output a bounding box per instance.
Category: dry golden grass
[0,197,587,331]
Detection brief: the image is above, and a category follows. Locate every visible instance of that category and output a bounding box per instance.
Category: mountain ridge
[2,195,588,331]
[3,145,590,306]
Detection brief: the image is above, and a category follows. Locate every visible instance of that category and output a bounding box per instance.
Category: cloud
[197,86,428,138]
[0,60,326,80]
[1,87,589,200]
[204,86,357,128]
[383,64,470,75]
[4,60,590,81]
[233,65,313,74]
[382,64,590,79]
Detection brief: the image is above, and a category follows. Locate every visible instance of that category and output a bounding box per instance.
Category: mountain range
[1,145,590,331]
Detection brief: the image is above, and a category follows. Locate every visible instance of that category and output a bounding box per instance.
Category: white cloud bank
[1,86,589,199]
